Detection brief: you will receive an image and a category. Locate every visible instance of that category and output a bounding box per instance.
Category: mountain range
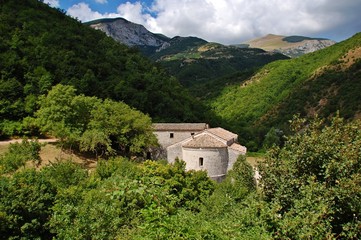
[86,18,335,59]
[243,34,336,58]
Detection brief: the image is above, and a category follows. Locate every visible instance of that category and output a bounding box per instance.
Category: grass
[247,151,266,158]
[246,151,266,167]
[0,141,97,170]
[0,145,9,155]
[37,143,97,170]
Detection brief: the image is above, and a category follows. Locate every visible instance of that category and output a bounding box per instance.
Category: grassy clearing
[1,141,97,170]
[0,145,9,155]
[37,143,97,170]
[246,152,266,167]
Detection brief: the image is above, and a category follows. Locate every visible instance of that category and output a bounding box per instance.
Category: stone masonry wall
[182,147,229,178]
[154,131,196,149]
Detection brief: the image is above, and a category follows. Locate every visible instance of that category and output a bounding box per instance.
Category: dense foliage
[1,116,361,239]
[34,84,157,157]
[0,139,42,173]
[155,42,288,88]
[0,0,206,138]
[0,157,217,239]
[260,116,361,239]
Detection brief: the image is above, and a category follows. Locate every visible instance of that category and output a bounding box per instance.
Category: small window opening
[191,132,195,136]
[170,133,174,138]
[199,157,204,167]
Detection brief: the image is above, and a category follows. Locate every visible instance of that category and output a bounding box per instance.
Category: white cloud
[95,0,107,4]
[116,2,151,25]
[147,0,341,43]
[66,0,361,43]
[43,0,60,8]
[67,2,120,22]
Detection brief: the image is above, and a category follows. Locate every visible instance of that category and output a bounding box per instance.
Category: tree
[35,84,78,139]
[259,115,361,238]
[262,127,283,150]
[36,84,157,157]
[82,99,158,157]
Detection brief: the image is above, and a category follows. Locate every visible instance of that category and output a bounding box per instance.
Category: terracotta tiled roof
[183,134,227,148]
[153,123,208,131]
[206,127,237,141]
[229,143,247,153]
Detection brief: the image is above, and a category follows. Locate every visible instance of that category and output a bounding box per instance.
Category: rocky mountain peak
[88,17,169,48]
[244,34,336,58]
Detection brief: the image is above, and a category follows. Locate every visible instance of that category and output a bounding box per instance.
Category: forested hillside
[156,42,288,88]
[0,0,206,138]
[207,33,361,150]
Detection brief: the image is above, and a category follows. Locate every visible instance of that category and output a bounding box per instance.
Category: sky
[44,0,361,44]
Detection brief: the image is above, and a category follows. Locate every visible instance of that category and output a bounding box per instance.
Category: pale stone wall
[154,131,196,149]
[182,147,229,179]
[228,148,244,171]
[167,142,183,164]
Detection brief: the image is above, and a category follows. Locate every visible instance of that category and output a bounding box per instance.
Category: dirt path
[0,138,58,145]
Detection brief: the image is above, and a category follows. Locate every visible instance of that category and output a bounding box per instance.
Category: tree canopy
[35,84,157,157]
[260,115,361,239]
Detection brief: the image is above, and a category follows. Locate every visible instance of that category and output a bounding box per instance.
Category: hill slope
[244,34,336,58]
[155,42,289,87]
[0,0,206,137]
[208,33,361,149]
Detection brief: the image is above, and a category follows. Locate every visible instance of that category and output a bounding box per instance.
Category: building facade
[153,123,247,181]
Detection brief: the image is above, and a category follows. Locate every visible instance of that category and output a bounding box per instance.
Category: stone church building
[153,123,247,181]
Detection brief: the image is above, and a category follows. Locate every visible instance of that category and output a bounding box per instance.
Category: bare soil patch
[37,143,97,170]
[0,139,97,170]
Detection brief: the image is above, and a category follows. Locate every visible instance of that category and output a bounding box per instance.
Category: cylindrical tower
[182,134,229,180]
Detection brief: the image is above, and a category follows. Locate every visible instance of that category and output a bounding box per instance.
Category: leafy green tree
[35,84,78,139]
[82,99,158,157]
[260,115,361,238]
[262,127,283,149]
[36,84,157,157]
[49,158,215,239]
[227,155,256,196]
[42,161,88,190]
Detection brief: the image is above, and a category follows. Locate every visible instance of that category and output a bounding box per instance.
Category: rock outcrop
[89,18,169,48]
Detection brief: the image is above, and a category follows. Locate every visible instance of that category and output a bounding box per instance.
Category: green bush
[0,169,56,239]
[0,139,42,173]
[260,116,361,238]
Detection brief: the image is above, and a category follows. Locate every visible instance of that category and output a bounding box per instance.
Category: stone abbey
[153,123,247,181]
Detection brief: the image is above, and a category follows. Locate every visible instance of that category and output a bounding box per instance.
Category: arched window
[199,157,204,167]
